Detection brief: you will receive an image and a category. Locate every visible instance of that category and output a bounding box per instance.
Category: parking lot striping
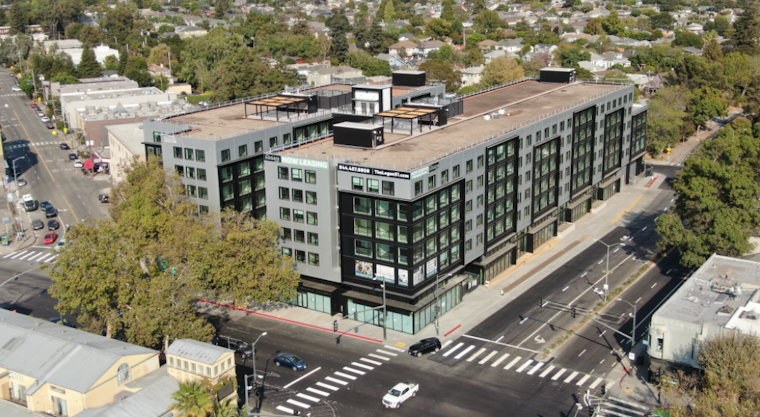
[385,345,405,352]
[334,371,357,380]
[454,345,476,360]
[600,359,605,365]
[360,358,382,366]
[343,367,365,375]
[442,342,464,357]
[325,376,348,386]
[316,382,339,391]
[564,371,579,384]
[368,353,390,361]
[576,374,592,386]
[504,356,522,370]
[466,348,487,362]
[297,393,321,403]
[588,378,604,390]
[551,369,567,380]
[491,353,510,367]
[478,351,498,364]
[276,406,295,414]
[352,362,374,370]
[516,360,533,373]
[598,259,603,265]
[651,283,658,289]
[376,349,397,356]
[286,399,311,409]
[527,362,544,375]
[539,365,556,378]
[283,367,321,389]
[306,387,330,397]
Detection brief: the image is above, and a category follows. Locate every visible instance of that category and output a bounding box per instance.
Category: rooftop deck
[282,81,626,171]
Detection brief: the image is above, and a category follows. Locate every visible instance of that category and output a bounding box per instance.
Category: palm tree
[213,399,241,417]
[171,381,215,417]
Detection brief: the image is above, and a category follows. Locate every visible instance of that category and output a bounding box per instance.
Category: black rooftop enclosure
[393,70,426,87]
[333,122,385,148]
[539,67,576,83]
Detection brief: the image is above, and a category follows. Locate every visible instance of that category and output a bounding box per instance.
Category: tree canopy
[479,57,524,88]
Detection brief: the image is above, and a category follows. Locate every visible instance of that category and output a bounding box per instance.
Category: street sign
[628,352,635,361]
[6,193,12,202]
[2,216,10,224]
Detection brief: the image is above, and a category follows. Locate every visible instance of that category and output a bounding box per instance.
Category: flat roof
[282,81,625,171]
[165,103,285,141]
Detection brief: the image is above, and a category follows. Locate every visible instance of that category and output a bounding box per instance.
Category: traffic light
[333,320,338,332]
[601,383,606,396]
[538,297,543,308]
[588,406,594,417]
[571,307,576,318]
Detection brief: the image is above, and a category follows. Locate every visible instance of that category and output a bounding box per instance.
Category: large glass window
[376,222,394,241]
[376,243,393,262]
[354,219,372,236]
[293,209,304,223]
[278,167,288,180]
[306,191,317,204]
[307,212,318,225]
[305,170,316,184]
[368,179,379,193]
[292,169,302,182]
[355,240,372,257]
[354,197,371,215]
[382,181,395,196]
[376,200,393,219]
[353,177,364,191]
[195,149,205,162]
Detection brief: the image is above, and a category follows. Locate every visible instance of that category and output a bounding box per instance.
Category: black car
[60,143,70,150]
[32,219,44,230]
[99,194,109,203]
[24,200,38,212]
[68,153,77,160]
[48,219,60,230]
[40,201,52,210]
[45,206,57,218]
[211,336,253,357]
[408,337,441,357]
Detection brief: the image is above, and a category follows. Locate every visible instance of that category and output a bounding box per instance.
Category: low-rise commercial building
[106,123,147,184]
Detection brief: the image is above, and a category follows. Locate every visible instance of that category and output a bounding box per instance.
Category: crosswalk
[434,341,606,390]
[3,250,58,263]
[0,93,25,97]
[4,141,63,150]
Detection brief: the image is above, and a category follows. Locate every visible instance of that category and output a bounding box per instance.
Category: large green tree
[479,57,524,88]
[733,2,760,54]
[646,86,689,156]
[9,2,28,35]
[171,382,215,417]
[418,59,462,92]
[76,45,101,78]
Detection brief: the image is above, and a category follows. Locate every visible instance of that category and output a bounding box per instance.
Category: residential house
[417,39,446,57]
[460,65,485,87]
[42,39,83,53]
[176,26,208,38]
[682,46,703,56]
[377,53,409,70]
[148,64,174,85]
[388,40,418,56]
[497,37,525,56]
[685,23,704,34]
[533,44,558,55]
[484,49,508,64]
[478,39,499,51]
[600,52,631,67]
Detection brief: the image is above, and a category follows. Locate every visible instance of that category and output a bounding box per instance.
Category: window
[186,167,195,179]
[293,190,303,202]
[280,207,291,220]
[174,146,183,159]
[220,166,233,183]
[309,253,320,266]
[239,145,248,157]
[377,243,393,262]
[221,149,230,162]
[153,131,162,142]
[441,169,449,184]
[465,200,472,213]
[306,191,317,204]
[382,181,395,196]
[270,137,278,148]
[295,230,305,242]
[352,177,364,191]
[193,149,204,162]
[477,195,483,207]
[368,179,379,193]
[296,250,306,263]
[428,175,436,189]
[466,180,473,194]
[291,169,303,182]
[415,181,423,196]
[187,185,197,197]
[398,225,408,243]
[279,187,289,200]
[466,160,473,173]
[376,222,394,240]
[198,187,208,199]
[254,141,263,153]
[465,239,472,252]
[453,165,461,179]
[282,228,292,240]
[184,148,194,160]
[239,179,252,196]
[376,200,393,219]
[284,133,292,145]
[478,155,484,168]
[278,167,289,180]
[355,240,372,257]
[354,218,372,236]
[354,197,371,215]
[307,212,318,225]
[238,161,250,177]
[308,232,319,245]
[294,209,304,223]
[305,170,316,184]
[477,214,483,226]
[477,233,483,245]
[199,205,208,214]
[477,175,484,188]
[175,165,184,177]
[117,363,131,385]
[465,220,472,232]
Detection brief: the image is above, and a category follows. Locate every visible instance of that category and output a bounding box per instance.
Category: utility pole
[11,157,24,196]
[373,276,387,340]
[593,239,625,302]
[245,332,267,414]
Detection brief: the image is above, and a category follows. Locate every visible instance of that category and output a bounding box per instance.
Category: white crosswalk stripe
[384,345,405,352]
[442,342,464,357]
[576,374,592,386]
[3,251,22,258]
[454,345,476,360]
[352,362,374,370]
[306,387,330,397]
[564,371,579,384]
[588,378,604,389]
[286,399,310,409]
[441,340,453,349]
[515,359,533,373]
[466,348,487,362]
[40,254,58,263]
[551,369,567,380]
[296,393,320,403]
[527,362,544,375]
[491,353,510,367]
[360,358,382,366]
[368,353,390,361]
[539,365,556,378]
[276,406,295,414]
[504,356,522,370]
[334,371,356,380]
[17,252,35,260]
[376,349,398,356]
[325,376,348,386]
[479,350,498,364]
[9,251,28,259]
[343,366,365,375]
[316,382,339,391]
[27,252,46,261]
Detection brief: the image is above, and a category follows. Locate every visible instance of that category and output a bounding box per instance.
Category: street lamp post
[617,298,637,375]
[373,276,387,340]
[593,239,625,302]
[11,157,24,196]
[245,331,267,415]
[433,273,453,335]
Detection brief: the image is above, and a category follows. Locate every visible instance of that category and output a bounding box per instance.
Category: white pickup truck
[382,382,418,408]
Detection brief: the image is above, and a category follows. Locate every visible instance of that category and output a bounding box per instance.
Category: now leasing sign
[266,154,329,169]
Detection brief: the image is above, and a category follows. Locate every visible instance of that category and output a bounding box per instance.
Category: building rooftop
[61,87,165,103]
[282,81,625,171]
[165,339,231,365]
[655,254,760,334]
[106,123,149,155]
[74,367,178,417]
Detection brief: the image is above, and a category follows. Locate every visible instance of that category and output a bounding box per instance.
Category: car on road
[99,194,109,203]
[11,86,21,91]
[408,337,441,357]
[40,201,52,210]
[41,117,50,123]
[32,219,44,230]
[48,219,60,230]
[45,206,57,218]
[36,112,44,117]
[24,199,38,212]
[60,143,70,150]
[382,382,419,408]
[68,153,77,160]
[22,194,33,203]
[43,232,58,244]
[273,353,307,371]
[16,178,26,187]
[211,336,254,357]
[73,159,83,168]
[45,122,54,129]
[31,104,37,108]
[54,238,67,252]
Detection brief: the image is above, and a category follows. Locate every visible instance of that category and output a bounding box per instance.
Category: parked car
[16,178,26,187]
[45,206,57,218]
[99,194,109,203]
[36,112,44,117]
[408,338,441,357]
[24,199,38,212]
[54,238,67,252]
[45,122,54,129]
[31,104,37,108]
[60,143,69,150]
[48,219,60,230]
[273,353,307,371]
[11,86,21,91]
[211,336,254,357]
[73,159,83,168]
[32,219,44,230]
[40,201,52,211]
[68,153,77,160]
[41,117,50,123]
[43,232,58,244]
[21,194,33,203]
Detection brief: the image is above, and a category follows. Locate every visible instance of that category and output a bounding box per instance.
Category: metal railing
[456,77,538,100]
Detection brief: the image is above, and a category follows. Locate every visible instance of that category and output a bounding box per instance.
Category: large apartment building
[143,69,647,335]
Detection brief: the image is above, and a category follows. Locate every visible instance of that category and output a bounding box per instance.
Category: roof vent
[717,305,735,315]
[740,311,758,321]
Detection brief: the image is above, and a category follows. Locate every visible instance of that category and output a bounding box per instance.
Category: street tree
[418,59,462,92]
[479,56,524,88]
[645,86,689,156]
[76,45,102,78]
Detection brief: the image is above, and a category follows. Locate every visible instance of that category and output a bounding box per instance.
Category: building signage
[354,91,379,101]
[410,166,429,179]
[266,154,328,169]
[338,164,411,180]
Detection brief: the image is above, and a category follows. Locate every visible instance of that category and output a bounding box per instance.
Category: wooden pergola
[244,96,309,121]
[375,107,439,135]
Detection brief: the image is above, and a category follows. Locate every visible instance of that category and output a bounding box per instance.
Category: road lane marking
[316,382,338,391]
[368,353,390,361]
[360,358,382,366]
[12,108,55,182]
[466,348,487,362]
[611,362,617,368]
[283,367,321,389]
[384,345,405,352]
[589,378,604,389]
[519,317,528,324]
[61,195,80,223]
[527,362,544,375]
[4,251,22,258]
[578,349,587,357]
[564,371,579,383]
[581,272,587,277]
[504,356,522,370]
[479,351,498,364]
[635,297,642,303]
[454,345,476,359]
[599,330,606,337]
[377,349,397,356]
[598,259,603,265]
[651,283,657,289]
[613,247,620,253]
[491,353,510,367]
[343,367,365,375]
[442,342,464,357]
[563,286,570,292]
[334,371,356,380]
[276,406,295,414]
[515,359,533,373]
[325,376,348,386]
[352,362,374,370]
[576,374,592,386]
[551,369,567,380]
[495,335,504,342]
[599,359,605,364]
[611,194,643,223]
[286,399,310,409]
[306,387,329,397]
[539,365,556,378]
[296,393,320,403]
